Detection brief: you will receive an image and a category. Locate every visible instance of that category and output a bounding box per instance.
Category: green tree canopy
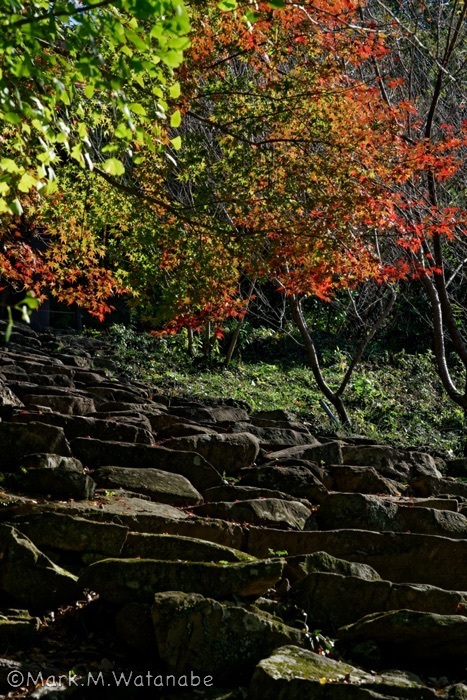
[0,0,190,215]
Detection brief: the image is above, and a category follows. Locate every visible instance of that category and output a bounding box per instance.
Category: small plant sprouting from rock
[268,548,288,557]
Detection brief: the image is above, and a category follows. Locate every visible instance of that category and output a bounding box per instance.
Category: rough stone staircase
[1,320,467,699]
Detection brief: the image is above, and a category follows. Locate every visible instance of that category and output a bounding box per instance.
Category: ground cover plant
[96,323,465,455]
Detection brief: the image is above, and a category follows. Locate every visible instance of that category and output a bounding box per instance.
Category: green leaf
[170,135,182,150]
[16,293,40,311]
[267,0,286,7]
[244,9,262,23]
[101,143,119,154]
[17,172,37,193]
[217,0,237,10]
[84,84,95,99]
[0,158,20,174]
[114,123,133,139]
[170,110,181,128]
[2,112,22,125]
[169,82,181,99]
[128,102,147,116]
[125,28,149,51]
[159,49,185,68]
[44,179,59,194]
[70,144,84,165]
[102,158,125,176]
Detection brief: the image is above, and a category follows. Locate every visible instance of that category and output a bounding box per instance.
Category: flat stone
[145,411,202,432]
[0,365,28,380]
[446,458,467,478]
[395,497,459,512]
[122,533,254,562]
[0,490,40,514]
[115,602,157,653]
[93,466,203,506]
[71,369,105,385]
[323,466,403,496]
[168,405,250,424]
[0,611,40,650]
[70,437,222,491]
[266,441,343,466]
[192,498,311,530]
[14,497,246,550]
[316,493,467,538]
[229,424,312,451]
[162,433,261,475]
[37,374,77,389]
[0,524,79,610]
[261,457,325,481]
[337,610,467,665]
[251,410,310,433]
[11,411,154,444]
[0,422,71,470]
[285,551,381,583]
[95,401,166,414]
[342,445,441,481]
[0,657,56,693]
[156,422,218,439]
[410,476,467,499]
[152,591,306,682]
[396,505,467,538]
[247,527,467,590]
[55,353,91,369]
[203,484,311,505]
[239,465,327,504]
[22,394,96,415]
[11,512,128,555]
[7,452,96,500]
[86,385,149,403]
[0,380,23,408]
[249,645,436,699]
[290,571,467,630]
[79,557,284,603]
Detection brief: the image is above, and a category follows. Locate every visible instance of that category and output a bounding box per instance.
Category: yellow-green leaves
[17,172,37,192]
[0,0,191,213]
[169,82,181,99]
[170,110,182,128]
[103,158,126,177]
[218,0,238,10]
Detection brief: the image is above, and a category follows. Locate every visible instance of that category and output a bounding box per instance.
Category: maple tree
[358,0,467,423]
[122,0,464,424]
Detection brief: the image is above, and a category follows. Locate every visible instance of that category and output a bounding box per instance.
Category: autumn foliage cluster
[1,0,466,423]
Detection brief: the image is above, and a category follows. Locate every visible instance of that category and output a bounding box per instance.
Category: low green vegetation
[94,324,465,455]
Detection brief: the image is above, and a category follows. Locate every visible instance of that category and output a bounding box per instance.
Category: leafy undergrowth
[91,325,465,456]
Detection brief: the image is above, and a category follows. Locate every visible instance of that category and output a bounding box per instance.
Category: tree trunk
[289,295,351,426]
[203,322,211,358]
[187,327,194,357]
[224,279,256,367]
[290,288,397,428]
